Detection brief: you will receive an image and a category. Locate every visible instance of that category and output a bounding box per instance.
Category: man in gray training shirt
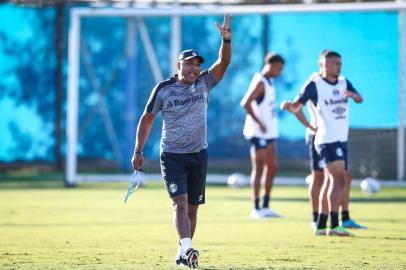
[131,14,232,269]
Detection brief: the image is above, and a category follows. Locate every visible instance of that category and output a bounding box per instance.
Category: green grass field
[1,180,406,270]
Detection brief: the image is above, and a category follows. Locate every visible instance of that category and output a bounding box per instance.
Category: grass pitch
[0,180,405,270]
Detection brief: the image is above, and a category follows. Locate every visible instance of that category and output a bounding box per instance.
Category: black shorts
[160,149,208,205]
[317,141,348,170]
[248,137,275,150]
[307,134,324,172]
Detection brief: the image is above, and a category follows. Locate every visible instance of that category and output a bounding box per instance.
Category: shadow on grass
[357,236,406,241]
[219,196,406,203]
[201,266,276,270]
[347,197,406,203]
[0,179,164,190]
[0,219,165,227]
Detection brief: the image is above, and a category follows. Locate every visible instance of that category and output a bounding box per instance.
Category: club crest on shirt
[333,88,340,96]
[189,83,196,93]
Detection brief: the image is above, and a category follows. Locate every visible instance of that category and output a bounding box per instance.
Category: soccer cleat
[185,248,199,269]
[314,228,327,236]
[310,221,317,229]
[175,256,188,267]
[260,208,282,218]
[327,226,354,237]
[250,209,264,219]
[342,219,367,229]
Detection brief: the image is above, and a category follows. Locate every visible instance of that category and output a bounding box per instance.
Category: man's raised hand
[215,14,232,41]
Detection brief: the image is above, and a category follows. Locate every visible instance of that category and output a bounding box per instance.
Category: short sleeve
[346,79,359,94]
[199,68,218,91]
[295,81,318,106]
[145,84,163,115]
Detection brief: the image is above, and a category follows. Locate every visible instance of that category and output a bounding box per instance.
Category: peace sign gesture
[215,14,232,41]
[211,13,232,82]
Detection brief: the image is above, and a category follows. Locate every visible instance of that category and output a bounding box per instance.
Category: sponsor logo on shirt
[166,93,204,107]
[324,98,348,106]
[332,106,346,120]
[332,106,346,115]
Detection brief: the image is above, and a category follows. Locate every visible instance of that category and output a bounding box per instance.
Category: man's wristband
[134,151,143,155]
[223,38,231,43]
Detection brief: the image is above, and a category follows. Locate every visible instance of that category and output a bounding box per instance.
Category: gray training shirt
[145,69,218,154]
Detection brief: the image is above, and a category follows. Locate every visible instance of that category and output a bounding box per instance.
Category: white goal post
[66,2,406,186]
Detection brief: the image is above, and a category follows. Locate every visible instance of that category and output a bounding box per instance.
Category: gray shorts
[160,149,208,205]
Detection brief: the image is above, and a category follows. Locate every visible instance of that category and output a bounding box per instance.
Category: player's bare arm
[343,90,363,103]
[131,112,156,170]
[294,108,317,132]
[211,14,232,82]
[240,81,267,132]
[280,100,304,114]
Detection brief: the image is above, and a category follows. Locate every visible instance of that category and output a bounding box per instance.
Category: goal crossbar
[72,2,406,17]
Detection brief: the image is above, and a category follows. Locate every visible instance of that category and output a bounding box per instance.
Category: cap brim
[183,55,205,63]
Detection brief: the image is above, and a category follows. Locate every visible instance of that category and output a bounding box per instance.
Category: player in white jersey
[132,14,232,268]
[295,50,367,230]
[240,53,285,219]
[281,51,363,236]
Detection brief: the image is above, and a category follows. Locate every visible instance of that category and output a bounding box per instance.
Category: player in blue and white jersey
[281,51,363,236]
[297,50,367,230]
[131,14,232,268]
[240,53,285,219]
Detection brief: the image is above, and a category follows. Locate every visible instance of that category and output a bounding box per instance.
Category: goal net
[66,2,406,186]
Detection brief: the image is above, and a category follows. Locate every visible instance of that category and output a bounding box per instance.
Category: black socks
[254,198,260,210]
[330,211,339,229]
[341,210,350,222]
[313,211,318,223]
[317,213,328,229]
[262,195,270,208]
